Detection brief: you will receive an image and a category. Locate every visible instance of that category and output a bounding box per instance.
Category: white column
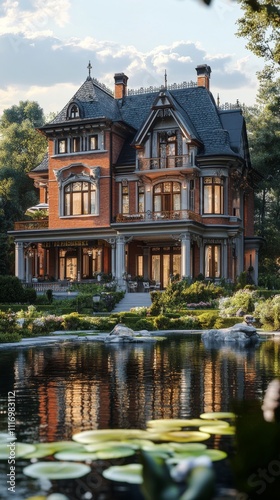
[180,233,191,278]
[116,236,126,289]
[109,238,116,279]
[15,242,25,281]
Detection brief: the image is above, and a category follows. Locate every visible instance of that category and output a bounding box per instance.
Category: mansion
[11,64,261,289]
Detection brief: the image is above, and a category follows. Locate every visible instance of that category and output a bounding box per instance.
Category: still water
[0,333,279,499]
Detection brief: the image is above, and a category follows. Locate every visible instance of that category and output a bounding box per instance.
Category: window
[153,181,181,213]
[68,104,80,119]
[138,185,145,213]
[71,137,81,153]
[64,182,96,215]
[58,139,67,154]
[121,184,129,214]
[205,245,221,278]
[159,131,177,168]
[203,177,224,214]
[89,135,98,150]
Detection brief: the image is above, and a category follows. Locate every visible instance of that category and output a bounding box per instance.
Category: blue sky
[0,0,263,116]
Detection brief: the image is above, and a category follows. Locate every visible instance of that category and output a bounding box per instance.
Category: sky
[0,0,264,117]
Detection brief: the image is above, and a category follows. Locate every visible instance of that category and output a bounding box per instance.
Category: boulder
[202,321,259,346]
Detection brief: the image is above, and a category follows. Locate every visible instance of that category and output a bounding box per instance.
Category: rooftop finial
[87,61,92,78]
[164,69,167,88]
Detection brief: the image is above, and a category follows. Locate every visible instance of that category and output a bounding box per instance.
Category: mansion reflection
[5,337,280,443]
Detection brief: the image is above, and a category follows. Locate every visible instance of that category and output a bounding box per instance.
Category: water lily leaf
[23,461,91,479]
[158,431,211,443]
[121,439,156,449]
[85,441,138,452]
[54,451,98,461]
[146,419,209,428]
[199,425,236,435]
[24,441,85,459]
[103,463,143,484]
[146,425,182,432]
[72,429,146,444]
[168,442,207,452]
[168,448,227,463]
[0,442,35,459]
[95,447,136,459]
[141,443,174,453]
[200,412,235,420]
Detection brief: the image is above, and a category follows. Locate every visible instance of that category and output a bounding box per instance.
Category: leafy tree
[236,0,280,70]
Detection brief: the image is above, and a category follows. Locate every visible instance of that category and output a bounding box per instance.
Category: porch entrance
[151,246,181,288]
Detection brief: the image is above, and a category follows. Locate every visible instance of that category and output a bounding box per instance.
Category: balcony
[14,219,49,231]
[137,154,194,175]
[116,210,202,223]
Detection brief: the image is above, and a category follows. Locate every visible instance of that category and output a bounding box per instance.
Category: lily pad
[23,461,91,479]
[0,442,35,459]
[95,447,136,460]
[168,442,207,452]
[25,442,85,459]
[54,451,98,461]
[0,433,14,443]
[85,441,138,452]
[146,419,212,428]
[168,448,228,463]
[200,412,235,420]
[103,463,143,484]
[159,431,211,443]
[199,425,236,436]
[72,429,146,444]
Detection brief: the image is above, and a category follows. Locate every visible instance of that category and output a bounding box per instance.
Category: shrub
[197,311,219,329]
[153,315,171,330]
[0,276,25,303]
[23,287,37,304]
[214,317,244,329]
[46,289,53,304]
[134,318,154,331]
[170,316,200,330]
[219,289,258,317]
[0,332,22,343]
[0,310,19,333]
[254,295,280,330]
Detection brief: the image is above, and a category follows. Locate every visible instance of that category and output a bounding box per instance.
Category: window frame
[203,176,224,215]
[63,180,97,216]
[205,244,221,279]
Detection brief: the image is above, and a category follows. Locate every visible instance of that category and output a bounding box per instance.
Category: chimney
[114,73,128,99]
[195,64,211,91]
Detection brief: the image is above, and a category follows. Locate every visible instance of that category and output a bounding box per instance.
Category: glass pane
[163,254,170,288]
[58,140,66,153]
[154,185,162,193]
[64,193,71,215]
[173,193,181,211]
[173,182,181,192]
[122,195,129,214]
[164,183,171,192]
[90,190,96,213]
[73,182,82,192]
[66,257,77,280]
[83,192,89,214]
[138,193,144,213]
[173,254,181,276]
[72,192,81,215]
[89,136,97,150]
[204,185,212,213]
[152,255,160,282]
[154,195,161,212]
[59,257,65,280]
[137,255,143,276]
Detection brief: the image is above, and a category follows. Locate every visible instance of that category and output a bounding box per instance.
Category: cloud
[0,29,256,115]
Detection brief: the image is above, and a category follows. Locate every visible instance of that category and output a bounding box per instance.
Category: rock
[109,323,135,337]
[202,321,259,346]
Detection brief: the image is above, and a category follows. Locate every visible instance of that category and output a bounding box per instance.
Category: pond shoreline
[0,329,277,349]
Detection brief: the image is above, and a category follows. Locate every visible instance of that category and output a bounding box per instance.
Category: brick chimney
[114,73,128,99]
[195,65,211,91]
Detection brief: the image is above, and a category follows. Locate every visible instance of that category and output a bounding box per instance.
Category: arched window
[153,181,181,214]
[68,104,80,119]
[64,181,96,215]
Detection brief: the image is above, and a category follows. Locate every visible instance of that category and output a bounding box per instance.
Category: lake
[0,333,279,499]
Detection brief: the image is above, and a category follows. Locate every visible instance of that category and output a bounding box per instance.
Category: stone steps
[113,292,152,312]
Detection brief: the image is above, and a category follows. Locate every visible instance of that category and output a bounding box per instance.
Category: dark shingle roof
[32,152,49,172]
[41,76,243,168]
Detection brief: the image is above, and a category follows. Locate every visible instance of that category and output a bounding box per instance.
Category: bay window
[203,177,224,214]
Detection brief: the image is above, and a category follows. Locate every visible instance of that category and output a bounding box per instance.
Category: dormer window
[68,103,80,120]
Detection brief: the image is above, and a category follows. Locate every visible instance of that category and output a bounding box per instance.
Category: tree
[236,0,280,70]
[0,101,47,274]
[244,69,280,277]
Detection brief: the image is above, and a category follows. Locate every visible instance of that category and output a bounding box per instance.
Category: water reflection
[0,335,279,499]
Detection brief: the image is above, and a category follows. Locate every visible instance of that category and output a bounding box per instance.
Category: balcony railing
[137,154,193,171]
[14,219,49,230]
[116,210,202,223]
